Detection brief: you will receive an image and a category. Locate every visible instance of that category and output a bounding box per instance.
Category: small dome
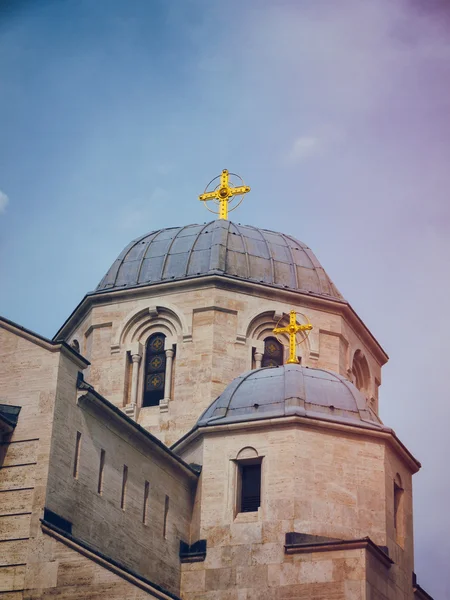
[197,364,383,430]
[95,220,343,299]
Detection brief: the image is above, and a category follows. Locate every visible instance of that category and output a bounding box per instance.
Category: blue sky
[1,1,450,595]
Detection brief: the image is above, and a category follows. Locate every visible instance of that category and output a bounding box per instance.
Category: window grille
[240,463,261,513]
[143,333,166,407]
[262,337,283,367]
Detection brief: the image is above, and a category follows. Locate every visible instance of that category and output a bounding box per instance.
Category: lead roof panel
[95,219,343,300]
[197,365,383,430]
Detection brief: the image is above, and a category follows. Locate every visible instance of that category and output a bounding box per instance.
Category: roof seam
[279,232,300,289]
[135,229,166,284]
[159,226,185,281]
[185,221,214,277]
[227,367,270,410]
[234,223,251,280]
[255,225,275,284]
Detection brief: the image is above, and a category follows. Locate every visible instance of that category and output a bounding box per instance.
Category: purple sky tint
[1,1,449,595]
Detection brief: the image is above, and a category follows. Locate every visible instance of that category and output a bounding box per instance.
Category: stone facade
[174,418,418,600]
[0,318,197,599]
[0,218,433,599]
[57,277,387,446]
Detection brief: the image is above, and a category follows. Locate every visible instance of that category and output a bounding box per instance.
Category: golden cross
[199,169,250,220]
[273,310,313,364]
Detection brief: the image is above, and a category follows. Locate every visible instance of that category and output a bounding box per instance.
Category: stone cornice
[53,275,388,364]
[172,413,421,474]
[284,535,394,568]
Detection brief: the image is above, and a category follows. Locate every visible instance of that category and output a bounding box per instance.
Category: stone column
[254,352,263,369]
[130,353,142,407]
[254,341,265,369]
[160,348,174,412]
[125,342,142,420]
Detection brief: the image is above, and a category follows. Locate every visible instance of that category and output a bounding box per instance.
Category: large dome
[197,364,383,430]
[96,220,343,299]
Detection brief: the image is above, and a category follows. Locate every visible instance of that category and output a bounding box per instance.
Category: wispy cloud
[288,125,345,164]
[289,136,321,162]
[0,190,9,214]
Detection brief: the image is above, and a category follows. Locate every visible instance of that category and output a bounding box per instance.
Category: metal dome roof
[197,364,383,430]
[96,220,343,299]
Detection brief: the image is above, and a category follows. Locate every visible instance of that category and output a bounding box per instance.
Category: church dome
[95,220,343,299]
[197,364,383,430]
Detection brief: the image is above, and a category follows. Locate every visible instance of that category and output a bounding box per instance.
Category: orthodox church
[0,171,433,599]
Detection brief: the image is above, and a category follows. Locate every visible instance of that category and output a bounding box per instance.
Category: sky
[1,0,449,595]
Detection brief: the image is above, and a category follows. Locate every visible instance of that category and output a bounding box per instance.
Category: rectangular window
[143,481,149,524]
[121,465,128,510]
[73,431,81,478]
[163,495,169,538]
[98,449,105,494]
[240,462,261,513]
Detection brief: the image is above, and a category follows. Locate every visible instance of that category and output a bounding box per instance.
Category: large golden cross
[199,169,250,220]
[273,310,313,364]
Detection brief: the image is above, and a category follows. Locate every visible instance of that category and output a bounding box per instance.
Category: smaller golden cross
[199,169,250,220]
[273,310,313,364]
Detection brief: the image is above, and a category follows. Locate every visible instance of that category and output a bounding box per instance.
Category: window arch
[352,350,370,395]
[394,473,405,547]
[143,333,166,407]
[262,337,284,367]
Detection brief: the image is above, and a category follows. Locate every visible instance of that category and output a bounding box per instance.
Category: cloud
[288,125,345,164]
[0,190,9,213]
[289,136,321,162]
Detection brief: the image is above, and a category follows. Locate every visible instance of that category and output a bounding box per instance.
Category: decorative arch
[117,303,185,415]
[245,310,311,366]
[351,349,371,396]
[111,301,191,352]
[236,446,259,461]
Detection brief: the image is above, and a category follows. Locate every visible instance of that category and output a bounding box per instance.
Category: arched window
[143,333,166,407]
[352,350,370,395]
[262,337,284,368]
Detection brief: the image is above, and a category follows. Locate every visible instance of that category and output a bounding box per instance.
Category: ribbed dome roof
[96,220,343,299]
[197,364,383,430]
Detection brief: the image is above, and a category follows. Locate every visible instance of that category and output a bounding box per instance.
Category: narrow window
[239,462,261,513]
[394,474,404,545]
[73,431,81,478]
[262,337,284,367]
[98,449,105,494]
[143,481,150,524]
[143,333,166,407]
[121,465,128,510]
[163,495,169,538]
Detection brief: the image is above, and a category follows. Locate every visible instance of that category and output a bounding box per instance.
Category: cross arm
[229,185,251,195]
[199,190,220,201]
[273,326,288,335]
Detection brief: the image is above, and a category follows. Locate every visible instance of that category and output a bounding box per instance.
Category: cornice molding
[53,275,388,364]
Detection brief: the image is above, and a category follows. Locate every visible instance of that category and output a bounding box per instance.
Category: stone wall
[65,279,386,445]
[0,324,61,597]
[0,320,197,599]
[176,421,417,599]
[45,352,197,596]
